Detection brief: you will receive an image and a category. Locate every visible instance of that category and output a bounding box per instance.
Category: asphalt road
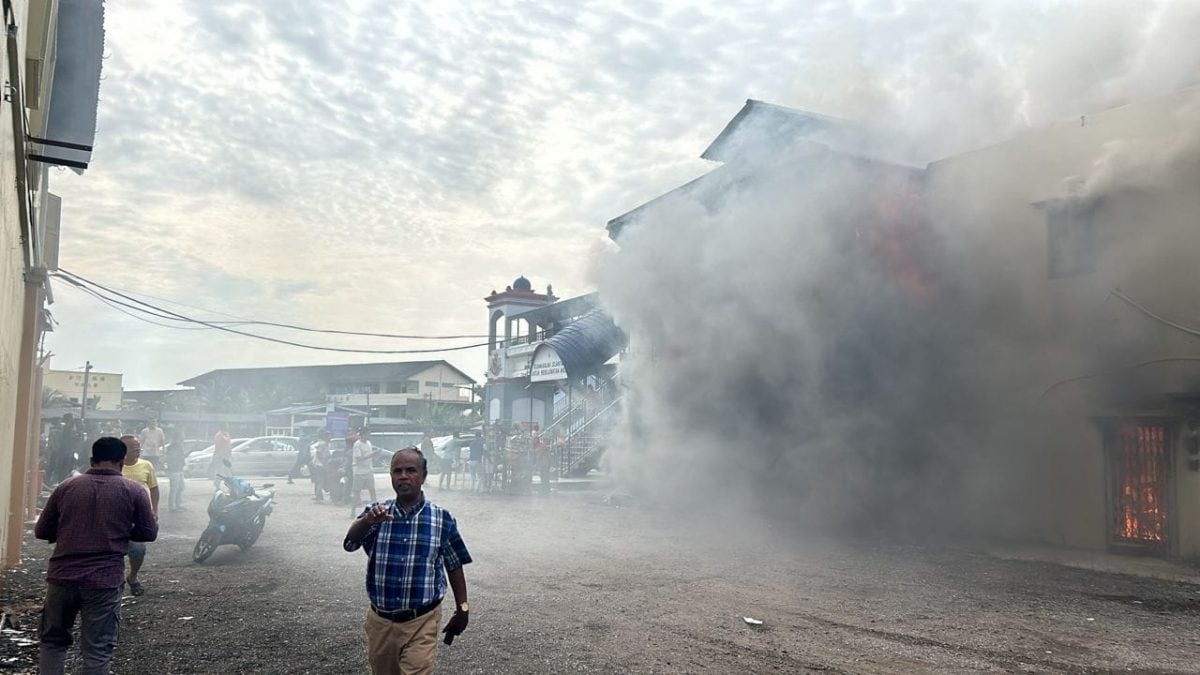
[12,475,1200,674]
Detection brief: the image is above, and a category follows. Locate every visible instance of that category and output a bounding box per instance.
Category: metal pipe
[4,2,35,271]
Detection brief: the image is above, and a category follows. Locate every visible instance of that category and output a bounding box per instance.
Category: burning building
[925,86,1200,557]
[599,88,1200,558]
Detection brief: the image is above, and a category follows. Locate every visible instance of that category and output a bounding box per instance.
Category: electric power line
[52,270,493,355]
[53,268,491,340]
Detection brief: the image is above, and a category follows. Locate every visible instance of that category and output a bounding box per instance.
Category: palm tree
[42,387,70,409]
[412,400,468,432]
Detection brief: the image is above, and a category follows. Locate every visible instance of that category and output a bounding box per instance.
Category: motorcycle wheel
[193,526,221,563]
[239,515,266,552]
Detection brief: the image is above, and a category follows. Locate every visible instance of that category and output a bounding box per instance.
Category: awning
[41,0,104,172]
[530,309,626,382]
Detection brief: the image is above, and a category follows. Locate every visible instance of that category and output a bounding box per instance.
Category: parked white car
[184,436,300,477]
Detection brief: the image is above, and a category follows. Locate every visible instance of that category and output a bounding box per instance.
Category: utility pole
[79,361,92,422]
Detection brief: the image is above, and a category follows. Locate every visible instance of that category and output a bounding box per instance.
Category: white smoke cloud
[594,0,1200,535]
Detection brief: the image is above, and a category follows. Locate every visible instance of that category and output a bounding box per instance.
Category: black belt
[372,599,441,623]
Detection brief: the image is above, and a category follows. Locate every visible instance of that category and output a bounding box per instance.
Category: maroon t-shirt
[35,468,158,589]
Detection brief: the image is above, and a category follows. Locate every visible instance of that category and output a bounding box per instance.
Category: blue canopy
[538,309,626,380]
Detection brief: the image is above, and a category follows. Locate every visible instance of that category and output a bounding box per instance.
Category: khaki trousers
[364,606,441,675]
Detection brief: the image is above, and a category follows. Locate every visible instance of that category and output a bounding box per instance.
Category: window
[425,380,441,388]
[1047,201,1097,279]
[405,380,420,393]
[385,382,405,393]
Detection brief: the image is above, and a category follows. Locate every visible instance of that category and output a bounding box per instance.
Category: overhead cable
[52,268,490,340]
[1039,288,1200,399]
[52,270,491,355]
[1111,288,1200,339]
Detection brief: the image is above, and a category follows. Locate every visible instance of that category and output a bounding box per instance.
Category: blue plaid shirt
[343,495,472,612]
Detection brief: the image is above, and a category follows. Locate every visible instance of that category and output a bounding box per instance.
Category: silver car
[185,436,302,477]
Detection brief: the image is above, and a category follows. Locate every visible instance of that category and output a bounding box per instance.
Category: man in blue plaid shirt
[345,447,472,674]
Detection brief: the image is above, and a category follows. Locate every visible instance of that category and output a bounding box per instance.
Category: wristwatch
[457,602,469,614]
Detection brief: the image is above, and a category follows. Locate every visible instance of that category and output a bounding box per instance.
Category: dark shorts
[127,542,147,560]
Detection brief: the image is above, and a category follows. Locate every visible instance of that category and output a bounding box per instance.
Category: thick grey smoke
[593,1,1200,539]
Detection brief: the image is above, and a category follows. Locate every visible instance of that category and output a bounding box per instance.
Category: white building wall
[925,87,1200,554]
[43,369,124,410]
[0,0,32,567]
[413,365,473,402]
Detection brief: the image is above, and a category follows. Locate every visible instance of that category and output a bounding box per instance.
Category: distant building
[43,367,123,410]
[120,388,194,412]
[178,359,477,422]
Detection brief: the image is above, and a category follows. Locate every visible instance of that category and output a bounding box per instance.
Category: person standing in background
[137,419,166,469]
[211,428,233,487]
[120,436,158,597]
[288,432,314,485]
[350,430,378,517]
[164,426,188,512]
[438,434,459,491]
[467,435,484,493]
[311,430,331,502]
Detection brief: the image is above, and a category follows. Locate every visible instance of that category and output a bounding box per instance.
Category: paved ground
[4,475,1200,674]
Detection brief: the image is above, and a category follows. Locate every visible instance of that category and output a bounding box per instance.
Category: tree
[42,387,69,409]
[411,400,470,432]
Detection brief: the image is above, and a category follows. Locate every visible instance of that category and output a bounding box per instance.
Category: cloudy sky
[45,0,1198,389]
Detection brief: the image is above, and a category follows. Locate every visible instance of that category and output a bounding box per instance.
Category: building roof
[606,164,743,240]
[122,389,191,398]
[42,407,263,424]
[179,360,477,387]
[701,99,848,162]
[702,99,923,167]
[510,292,601,325]
[607,99,926,240]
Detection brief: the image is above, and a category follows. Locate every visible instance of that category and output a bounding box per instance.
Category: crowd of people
[265,424,567,519]
[39,414,203,513]
[31,418,580,673]
[34,433,476,674]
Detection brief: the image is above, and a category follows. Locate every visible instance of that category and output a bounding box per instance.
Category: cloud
[43,0,1200,388]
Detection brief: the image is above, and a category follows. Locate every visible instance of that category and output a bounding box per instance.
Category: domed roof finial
[512,276,532,291]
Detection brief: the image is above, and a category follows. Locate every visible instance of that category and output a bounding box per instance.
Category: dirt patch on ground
[3,478,1200,673]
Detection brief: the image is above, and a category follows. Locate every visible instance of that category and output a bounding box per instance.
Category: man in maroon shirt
[35,436,158,675]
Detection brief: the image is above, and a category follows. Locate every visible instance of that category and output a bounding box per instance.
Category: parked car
[185,436,301,477]
[182,438,250,477]
[329,432,426,473]
[175,439,212,457]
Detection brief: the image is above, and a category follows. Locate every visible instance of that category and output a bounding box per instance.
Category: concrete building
[1,0,105,568]
[608,90,1200,558]
[483,278,626,475]
[43,366,123,410]
[924,87,1200,557]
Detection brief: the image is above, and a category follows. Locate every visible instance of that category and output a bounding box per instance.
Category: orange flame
[1116,424,1166,543]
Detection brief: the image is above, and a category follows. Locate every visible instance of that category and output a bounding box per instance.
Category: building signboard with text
[530,346,567,382]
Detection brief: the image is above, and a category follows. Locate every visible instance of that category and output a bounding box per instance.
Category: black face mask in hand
[442,610,468,645]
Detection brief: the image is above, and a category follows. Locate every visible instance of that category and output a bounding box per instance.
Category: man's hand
[362,503,393,524]
[442,610,468,644]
